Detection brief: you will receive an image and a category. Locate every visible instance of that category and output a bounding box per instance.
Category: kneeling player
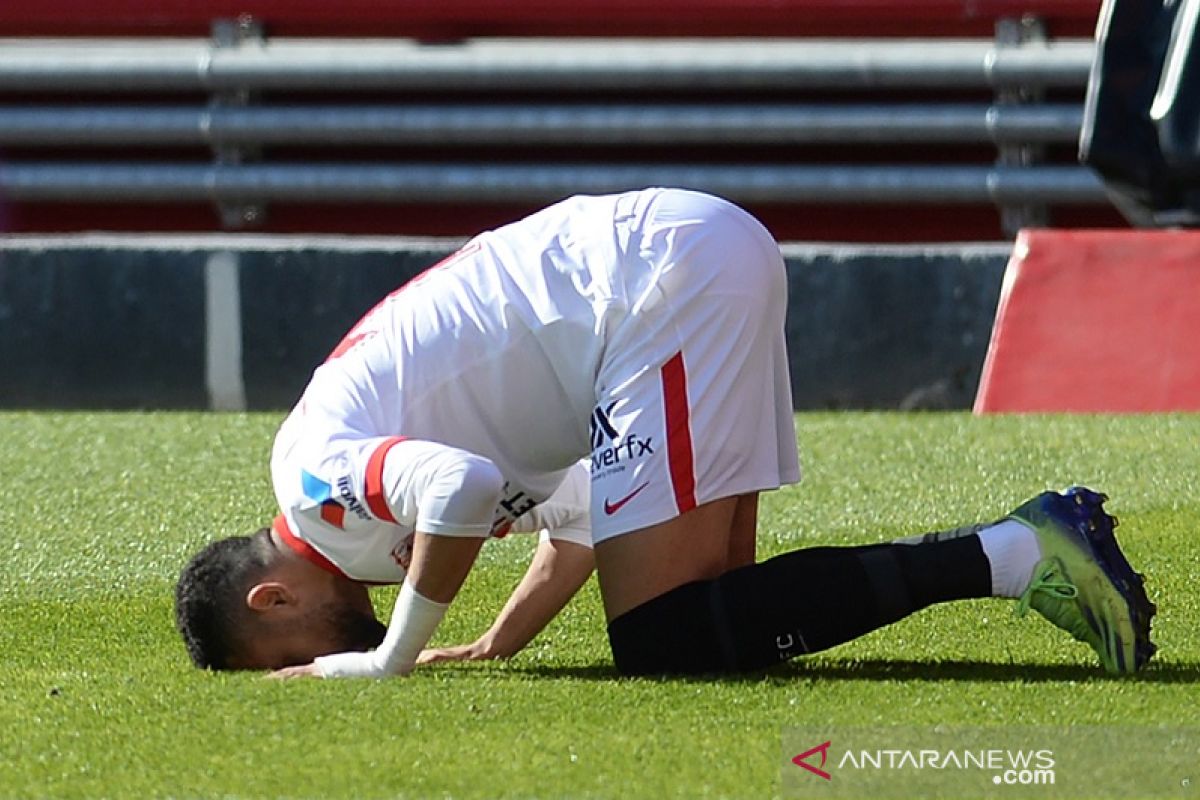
[175,188,1155,678]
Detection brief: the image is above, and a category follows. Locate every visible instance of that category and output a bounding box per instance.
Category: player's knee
[606,579,732,676]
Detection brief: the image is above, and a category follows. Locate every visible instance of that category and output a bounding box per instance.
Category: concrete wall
[0,235,1010,410]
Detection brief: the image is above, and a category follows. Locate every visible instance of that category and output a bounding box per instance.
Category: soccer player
[174,188,1155,678]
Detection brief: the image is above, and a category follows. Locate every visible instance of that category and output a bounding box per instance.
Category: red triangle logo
[792,741,832,780]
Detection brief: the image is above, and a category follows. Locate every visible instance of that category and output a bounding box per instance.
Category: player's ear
[246,581,296,611]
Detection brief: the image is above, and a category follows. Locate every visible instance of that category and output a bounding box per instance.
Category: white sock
[976,520,1043,598]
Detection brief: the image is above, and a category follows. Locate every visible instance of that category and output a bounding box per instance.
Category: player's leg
[606,488,1156,676]
[725,492,758,569]
[594,495,739,620]
[595,492,759,616]
[605,517,994,675]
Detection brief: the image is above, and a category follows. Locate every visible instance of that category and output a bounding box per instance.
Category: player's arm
[419,461,594,664]
[419,535,593,664]
[277,440,503,679]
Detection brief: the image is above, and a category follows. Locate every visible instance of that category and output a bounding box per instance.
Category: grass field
[1,411,1197,799]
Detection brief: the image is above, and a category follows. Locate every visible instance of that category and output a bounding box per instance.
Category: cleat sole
[1065,487,1157,671]
[1018,487,1156,673]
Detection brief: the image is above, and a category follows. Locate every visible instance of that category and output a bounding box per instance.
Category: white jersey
[290,191,660,497]
[271,192,657,581]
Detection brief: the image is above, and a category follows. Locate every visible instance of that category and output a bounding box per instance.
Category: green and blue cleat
[1009,486,1156,674]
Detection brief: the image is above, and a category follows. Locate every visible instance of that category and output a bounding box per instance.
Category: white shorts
[589,190,801,543]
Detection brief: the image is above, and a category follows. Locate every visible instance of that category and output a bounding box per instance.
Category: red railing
[0,0,1101,38]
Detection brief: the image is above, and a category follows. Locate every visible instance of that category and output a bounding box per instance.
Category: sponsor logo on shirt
[301,470,371,530]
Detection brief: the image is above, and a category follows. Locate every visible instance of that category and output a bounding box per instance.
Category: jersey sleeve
[372,438,505,537]
[511,460,592,549]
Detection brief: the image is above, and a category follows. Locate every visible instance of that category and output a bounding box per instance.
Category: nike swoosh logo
[604,481,651,516]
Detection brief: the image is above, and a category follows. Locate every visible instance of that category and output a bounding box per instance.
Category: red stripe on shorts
[364,436,406,523]
[660,351,697,514]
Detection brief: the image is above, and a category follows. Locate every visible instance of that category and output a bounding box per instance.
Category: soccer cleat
[1009,487,1156,674]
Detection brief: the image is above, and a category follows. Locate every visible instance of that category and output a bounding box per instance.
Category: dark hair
[174,528,273,670]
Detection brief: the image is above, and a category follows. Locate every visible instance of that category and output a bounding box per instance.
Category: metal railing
[0,162,1104,203]
[0,37,1094,91]
[0,103,1085,146]
[0,32,1105,234]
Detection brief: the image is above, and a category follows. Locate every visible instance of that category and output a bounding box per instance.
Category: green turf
[1,412,1196,799]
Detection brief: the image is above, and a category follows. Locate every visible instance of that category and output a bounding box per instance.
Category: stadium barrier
[0,236,1009,410]
[975,229,1200,413]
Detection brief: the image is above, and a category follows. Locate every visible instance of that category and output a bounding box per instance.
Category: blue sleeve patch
[301,470,333,503]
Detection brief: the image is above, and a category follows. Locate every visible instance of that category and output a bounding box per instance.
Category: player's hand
[268,662,323,679]
[417,641,494,665]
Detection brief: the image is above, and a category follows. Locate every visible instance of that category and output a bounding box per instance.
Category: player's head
[174,527,386,671]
